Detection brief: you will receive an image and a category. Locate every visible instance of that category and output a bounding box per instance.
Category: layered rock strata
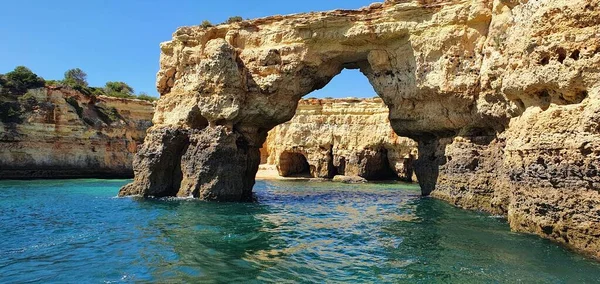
[261,98,417,181]
[121,0,600,258]
[0,87,154,178]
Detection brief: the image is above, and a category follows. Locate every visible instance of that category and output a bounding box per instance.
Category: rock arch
[120,1,499,201]
[119,0,600,259]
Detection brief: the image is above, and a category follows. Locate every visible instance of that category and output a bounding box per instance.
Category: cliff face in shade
[0,87,154,178]
[261,98,417,181]
[120,0,600,259]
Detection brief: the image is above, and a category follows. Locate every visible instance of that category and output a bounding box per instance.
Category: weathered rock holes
[539,56,550,65]
[570,50,580,60]
[537,90,552,110]
[514,99,526,110]
[557,48,567,63]
[259,49,282,66]
[187,106,209,129]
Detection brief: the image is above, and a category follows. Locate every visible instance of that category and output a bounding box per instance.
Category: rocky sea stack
[120,0,600,259]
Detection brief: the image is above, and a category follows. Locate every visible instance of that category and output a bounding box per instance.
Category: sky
[0,0,378,99]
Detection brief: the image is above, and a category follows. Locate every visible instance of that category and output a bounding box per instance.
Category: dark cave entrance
[278,151,312,178]
[359,148,398,181]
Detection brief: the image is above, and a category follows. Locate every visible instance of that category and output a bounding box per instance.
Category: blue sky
[0,0,378,98]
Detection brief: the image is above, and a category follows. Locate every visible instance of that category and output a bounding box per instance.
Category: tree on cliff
[1,66,45,95]
[63,68,88,87]
[104,81,135,99]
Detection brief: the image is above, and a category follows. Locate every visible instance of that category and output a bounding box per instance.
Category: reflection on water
[0,179,599,283]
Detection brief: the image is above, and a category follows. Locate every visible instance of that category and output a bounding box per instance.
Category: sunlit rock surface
[121,0,600,258]
[0,87,154,178]
[261,98,417,181]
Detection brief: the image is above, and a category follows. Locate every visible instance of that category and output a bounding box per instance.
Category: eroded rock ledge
[262,98,417,181]
[0,87,154,179]
[121,0,600,259]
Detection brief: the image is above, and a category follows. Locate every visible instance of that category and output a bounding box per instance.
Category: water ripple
[0,179,599,283]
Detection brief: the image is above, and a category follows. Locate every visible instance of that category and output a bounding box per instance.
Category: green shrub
[63,68,88,87]
[89,87,108,97]
[104,81,135,99]
[0,74,6,95]
[3,66,45,96]
[44,79,63,86]
[105,91,136,99]
[95,105,122,124]
[226,16,243,24]
[18,92,38,110]
[137,92,157,102]
[73,85,94,97]
[200,20,213,28]
[0,101,22,123]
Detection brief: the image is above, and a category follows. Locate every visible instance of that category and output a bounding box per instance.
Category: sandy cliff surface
[120,0,600,258]
[0,87,154,178]
[262,98,417,181]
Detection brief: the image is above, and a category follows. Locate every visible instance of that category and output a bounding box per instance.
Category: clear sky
[0,0,378,98]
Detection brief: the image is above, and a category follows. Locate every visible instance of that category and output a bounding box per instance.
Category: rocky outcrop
[121,0,600,258]
[261,98,417,181]
[0,87,154,178]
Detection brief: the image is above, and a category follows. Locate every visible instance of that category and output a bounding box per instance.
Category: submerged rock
[332,175,367,184]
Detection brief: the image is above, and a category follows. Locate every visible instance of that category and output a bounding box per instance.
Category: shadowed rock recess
[120,0,600,258]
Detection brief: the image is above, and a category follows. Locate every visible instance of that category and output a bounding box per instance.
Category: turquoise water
[0,179,599,283]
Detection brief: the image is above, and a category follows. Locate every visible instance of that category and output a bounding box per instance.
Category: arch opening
[305,68,378,99]
[257,62,421,184]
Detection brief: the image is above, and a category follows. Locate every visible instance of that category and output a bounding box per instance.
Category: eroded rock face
[0,87,154,178]
[262,98,417,181]
[123,0,600,258]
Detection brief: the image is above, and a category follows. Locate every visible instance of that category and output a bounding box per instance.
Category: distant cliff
[262,98,418,181]
[0,86,154,179]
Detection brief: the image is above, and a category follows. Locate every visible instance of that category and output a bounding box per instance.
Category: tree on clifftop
[2,66,45,95]
[63,68,88,87]
[104,81,135,99]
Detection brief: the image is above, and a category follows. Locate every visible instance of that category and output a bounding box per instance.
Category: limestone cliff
[262,98,417,181]
[0,86,154,178]
[121,0,600,259]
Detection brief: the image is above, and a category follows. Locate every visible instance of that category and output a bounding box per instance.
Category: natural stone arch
[120,0,503,201]
[118,0,600,260]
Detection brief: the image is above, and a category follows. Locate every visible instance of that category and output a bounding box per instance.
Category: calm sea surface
[0,179,599,283]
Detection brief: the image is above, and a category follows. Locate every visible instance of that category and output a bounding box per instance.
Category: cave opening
[278,151,312,178]
[359,147,399,181]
